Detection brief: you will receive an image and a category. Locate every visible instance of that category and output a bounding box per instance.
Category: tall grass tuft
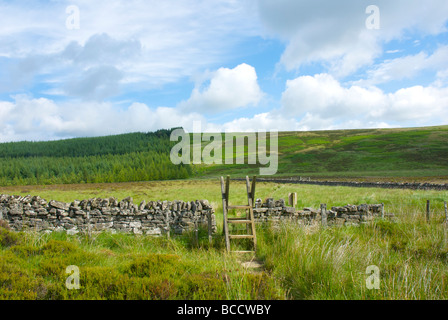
[257,209,448,300]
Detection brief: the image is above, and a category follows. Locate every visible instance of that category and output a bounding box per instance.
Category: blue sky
[0,0,447,142]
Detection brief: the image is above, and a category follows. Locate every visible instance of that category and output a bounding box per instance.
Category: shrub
[40,240,79,256]
[0,251,48,300]
[10,244,40,258]
[179,273,226,299]
[0,226,19,248]
[127,277,179,300]
[0,220,10,230]
[124,254,184,278]
[242,273,285,300]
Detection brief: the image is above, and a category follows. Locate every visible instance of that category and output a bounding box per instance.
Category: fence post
[194,212,199,247]
[207,210,212,245]
[87,210,91,241]
[321,203,327,227]
[426,200,431,223]
[381,203,384,219]
[444,201,448,245]
[444,201,447,225]
[288,193,297,208]
[166,210,170,239]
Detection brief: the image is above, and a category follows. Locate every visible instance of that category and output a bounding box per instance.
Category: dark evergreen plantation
[0,128,192,186]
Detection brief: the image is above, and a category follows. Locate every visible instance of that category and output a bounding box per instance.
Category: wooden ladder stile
[220,175,257,253]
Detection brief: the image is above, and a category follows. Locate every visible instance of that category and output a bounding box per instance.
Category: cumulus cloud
[0,33,141,99]
[64,65,124,100]
[257,0,448,76]
[216,111,300,132]
[61,33,142,67]
[0,95,205,142]
[356,45,448,86]
[281,73,448,127]
[0,0,261,91]
[1,0,448,142]
[178,63,264,114]
[282,74,385,118]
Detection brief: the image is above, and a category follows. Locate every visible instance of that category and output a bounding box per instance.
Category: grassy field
[2,125,448,187]
[197,125,448,181]
[1,179,448,299]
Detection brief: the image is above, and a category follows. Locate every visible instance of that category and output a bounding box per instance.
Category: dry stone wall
[253,178,448,191]
[253,198,388,226]
[0,193,389,235]
[0,194,216,236]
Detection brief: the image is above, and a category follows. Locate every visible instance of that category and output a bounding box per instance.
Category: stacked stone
[0,194,216,236]
[254,198,320,223]
[329,204,383,226]
[252,177,448,191]
[253,198,294,222]
[252,198,385,226]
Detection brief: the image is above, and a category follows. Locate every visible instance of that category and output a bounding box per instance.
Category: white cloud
[0,0,261,91]
[64,65,123,100]
[61,33,142,67]
[1,0,448,142]
[0,95,205,142]
[257,0,448,76]
[281,73,448,127]
[282,74,385,118]
[179,63,264,114]
[357,45,448,86]
[216,111,300,132]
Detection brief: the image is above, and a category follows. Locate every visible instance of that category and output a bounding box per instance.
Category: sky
[0,0,448,142]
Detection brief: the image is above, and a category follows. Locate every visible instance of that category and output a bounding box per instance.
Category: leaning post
[207,209,212,245]
[321,203,327,227]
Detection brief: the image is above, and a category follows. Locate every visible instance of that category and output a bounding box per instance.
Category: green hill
[0,129,192,186]
[0,125,447,186]
[196,125,448,180]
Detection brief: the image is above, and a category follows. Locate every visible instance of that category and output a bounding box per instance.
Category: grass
[257,217,448,299]
[196,125,448,181]
[0,227,285,300]
[1,178,448,300]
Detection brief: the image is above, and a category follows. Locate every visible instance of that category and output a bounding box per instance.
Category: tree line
[0,128,192,186]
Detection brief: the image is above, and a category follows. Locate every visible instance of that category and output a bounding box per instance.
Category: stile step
[227,219,253,224]
[229,234,254,239]
[231,250,255,254]
[227,205,251,210]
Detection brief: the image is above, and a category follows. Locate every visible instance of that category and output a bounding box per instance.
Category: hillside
[0,129,192,186]
[0,125,447,186]
[197,125,448,180]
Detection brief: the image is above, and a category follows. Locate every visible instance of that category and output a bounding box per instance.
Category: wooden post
[321,203,327,227]
[250,176,256,205]
[221,176,230,252]
[444,201,448,245]
[426,200,430,223]
[289,193,297,208]
[246,176,257,251]
[194,212,199,247]
[166,210,170,239]
[444,201,447,225]
[87,210,92,241]
[381,203,384,219]
[207,210,212,245]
